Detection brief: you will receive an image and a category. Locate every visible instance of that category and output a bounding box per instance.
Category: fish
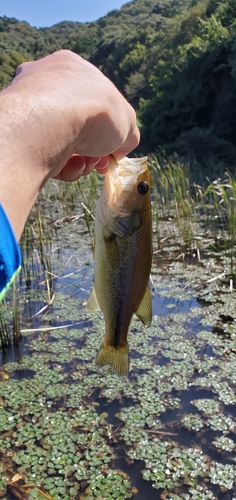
[87,155,152,376]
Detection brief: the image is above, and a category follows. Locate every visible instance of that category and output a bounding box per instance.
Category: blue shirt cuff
[0,204,22,300]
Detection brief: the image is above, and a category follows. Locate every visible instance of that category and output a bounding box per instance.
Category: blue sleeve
[0,204,22,301]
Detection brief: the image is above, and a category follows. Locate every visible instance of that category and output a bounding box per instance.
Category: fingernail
[96,156,109,170]
[86,158,101,173]
[76,157,86,174]
[77,164,86,175]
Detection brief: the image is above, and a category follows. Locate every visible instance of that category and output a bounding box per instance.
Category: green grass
[150,157,236,273]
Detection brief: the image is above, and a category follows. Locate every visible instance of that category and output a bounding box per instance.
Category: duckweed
[82,470,133,499]
[212,435,235,452]
[181,414,204,431]
[210,462,236,489]
[191,398,221,414]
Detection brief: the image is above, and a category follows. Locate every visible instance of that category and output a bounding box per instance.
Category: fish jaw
[108,156,148,187]
[104,156,149,216]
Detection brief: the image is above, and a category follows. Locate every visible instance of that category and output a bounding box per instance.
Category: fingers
[94,156,109,174]
[54,155,109,182]
[53,155,86,182]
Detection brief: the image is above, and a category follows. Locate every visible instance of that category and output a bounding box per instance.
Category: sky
[0,0,128,28]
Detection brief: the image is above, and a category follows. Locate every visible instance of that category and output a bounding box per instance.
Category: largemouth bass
[87,156,152,376]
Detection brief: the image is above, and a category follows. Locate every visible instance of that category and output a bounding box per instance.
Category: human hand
[6,49,140,181]
[0,50,140,239]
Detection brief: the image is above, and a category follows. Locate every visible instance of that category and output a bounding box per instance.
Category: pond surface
[0,213,236,500]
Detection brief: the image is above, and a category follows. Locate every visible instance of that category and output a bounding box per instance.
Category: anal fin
[135,284,152,327]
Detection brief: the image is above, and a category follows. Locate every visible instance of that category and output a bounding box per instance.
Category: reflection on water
[153,293,200,316]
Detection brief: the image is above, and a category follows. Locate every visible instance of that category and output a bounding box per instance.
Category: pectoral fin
[87,287,101,311]
[135,284,152,327]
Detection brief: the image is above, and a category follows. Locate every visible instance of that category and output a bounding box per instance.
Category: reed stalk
[150,158,199,251]
[12,281,21,343]
[0,303,11,349]
[204,173,236,279]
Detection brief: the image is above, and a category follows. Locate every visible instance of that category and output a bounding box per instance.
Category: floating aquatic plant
[82,469,133,499]
[212,435,235,452]
[1,172,236,499]
[181,413,204,431]
[210,462,236,489]
[191,398,221,415]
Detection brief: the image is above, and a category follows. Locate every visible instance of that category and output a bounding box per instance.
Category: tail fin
[95,343,129,376]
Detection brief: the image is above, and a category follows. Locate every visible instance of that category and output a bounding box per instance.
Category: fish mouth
[109,156,148,188]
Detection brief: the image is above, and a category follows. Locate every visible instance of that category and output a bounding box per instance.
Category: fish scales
[87,155,152,376]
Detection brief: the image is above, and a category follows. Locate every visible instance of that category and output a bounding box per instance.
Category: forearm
[0,92,46,240]
[0,81,92,239]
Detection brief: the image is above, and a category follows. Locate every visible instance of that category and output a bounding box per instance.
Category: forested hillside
[1,0,236,170]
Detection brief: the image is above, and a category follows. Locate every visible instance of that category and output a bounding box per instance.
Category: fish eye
[137,182,149,195]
